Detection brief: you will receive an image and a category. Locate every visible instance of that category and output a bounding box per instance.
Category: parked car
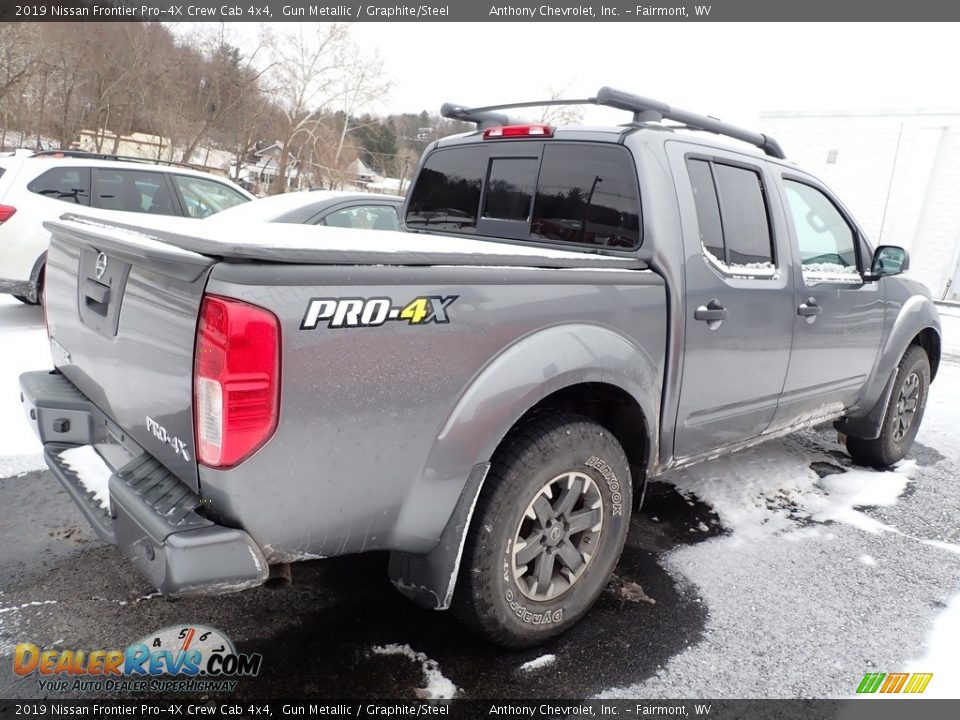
[0,151,254,304]
[21,87,940,648]
[204,190,404,231]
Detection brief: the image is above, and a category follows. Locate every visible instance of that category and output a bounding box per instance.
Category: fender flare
[388,323,661,609]
[838,295,941,440]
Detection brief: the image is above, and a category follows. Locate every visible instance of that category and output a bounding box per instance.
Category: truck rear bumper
[20,370,269,596]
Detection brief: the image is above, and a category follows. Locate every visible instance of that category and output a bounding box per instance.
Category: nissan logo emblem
[95,252,108,280]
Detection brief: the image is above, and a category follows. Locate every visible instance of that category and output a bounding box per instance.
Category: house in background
[230,143,301,195]
[339,157,408,195]
[761,109,960,301]
[75,129,170,159]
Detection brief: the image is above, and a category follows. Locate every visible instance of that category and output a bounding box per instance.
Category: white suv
[0,152,254,304]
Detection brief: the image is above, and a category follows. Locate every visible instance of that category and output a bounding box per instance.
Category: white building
[760,109,960,300]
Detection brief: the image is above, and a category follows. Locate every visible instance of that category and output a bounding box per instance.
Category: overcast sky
[218,22,960,128]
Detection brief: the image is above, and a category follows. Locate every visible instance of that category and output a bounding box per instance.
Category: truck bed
[53,213,649,270]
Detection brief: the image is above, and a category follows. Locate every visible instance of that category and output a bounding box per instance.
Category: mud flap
[388,462,490,610]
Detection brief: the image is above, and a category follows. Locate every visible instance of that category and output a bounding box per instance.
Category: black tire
[452,413,632,648]
[846,345,930,468]
[12,269,43,306]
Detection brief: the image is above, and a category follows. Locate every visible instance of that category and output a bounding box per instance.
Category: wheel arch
[388,323,661,610]
[838,294,940,440]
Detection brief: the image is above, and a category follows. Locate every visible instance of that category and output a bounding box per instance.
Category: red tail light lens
[0,205,16,223]
[194,295,280,468]
[483,124,554,140]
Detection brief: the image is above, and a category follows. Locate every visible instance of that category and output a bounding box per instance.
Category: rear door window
[686,157,776,276]
[91,169,176,215]
[713,164,774,266]
[27,166,91,205]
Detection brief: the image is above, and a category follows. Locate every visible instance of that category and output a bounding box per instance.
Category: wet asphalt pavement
[2,353,958,700]
[0,469,721,699]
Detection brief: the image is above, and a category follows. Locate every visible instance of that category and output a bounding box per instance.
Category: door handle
[694,299,729,328]
[797,298,822,318]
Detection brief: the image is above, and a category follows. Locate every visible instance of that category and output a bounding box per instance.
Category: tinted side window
[27,166,90,205]
[532,145,640,248]
[91,169,175,215]
[687,159,724,261]
[783,180,859,279]
[483,157,538,221]
[0,167,5,179]
[686,158,775,273]
[406,147,484,232]
[712,163,773,265]
[172,175,249,218]
[322,205,400,231]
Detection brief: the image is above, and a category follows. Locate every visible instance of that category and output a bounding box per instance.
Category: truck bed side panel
[198,264,666,562]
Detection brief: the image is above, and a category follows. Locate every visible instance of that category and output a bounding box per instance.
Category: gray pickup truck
[20,88,941,647]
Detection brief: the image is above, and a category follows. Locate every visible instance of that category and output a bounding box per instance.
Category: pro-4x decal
[300,295,458,330]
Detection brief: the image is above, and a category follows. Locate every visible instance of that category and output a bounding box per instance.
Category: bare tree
[537,82,586,126]
[265,25,350,193]
[174,24,273,164]
[0,24,38,107]
[329,45,392,168]
[266,24,390,194]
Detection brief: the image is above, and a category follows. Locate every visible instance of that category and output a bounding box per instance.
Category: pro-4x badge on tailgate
[300,295,458,329]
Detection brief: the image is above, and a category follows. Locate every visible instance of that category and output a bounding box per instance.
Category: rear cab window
[406,141,641,250]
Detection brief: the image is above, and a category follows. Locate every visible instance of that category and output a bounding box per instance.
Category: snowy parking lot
[0,295,957,699]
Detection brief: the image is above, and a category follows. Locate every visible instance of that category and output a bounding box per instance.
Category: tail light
[0,205,16,223]
[483,124,554,140]
[194,295,280,468]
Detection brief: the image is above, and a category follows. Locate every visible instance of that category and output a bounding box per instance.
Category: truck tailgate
[42,217,215,491]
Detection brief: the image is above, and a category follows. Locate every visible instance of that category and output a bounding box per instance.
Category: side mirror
[867,245,909,279]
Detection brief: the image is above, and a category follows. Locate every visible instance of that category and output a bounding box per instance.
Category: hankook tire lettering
[585,455,623,516]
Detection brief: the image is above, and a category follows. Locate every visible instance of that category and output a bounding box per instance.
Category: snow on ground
[58,445,112,511]
[370,643,458,699]
[665,440,916,541]
[601,362,960,699]
[0,592,57,655]
[519,654,557,673]
[907,591,960,698]
[0,297,49,475]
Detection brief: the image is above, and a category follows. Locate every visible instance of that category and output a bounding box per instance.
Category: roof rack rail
[30,149,210,171]
[440,86,786,160]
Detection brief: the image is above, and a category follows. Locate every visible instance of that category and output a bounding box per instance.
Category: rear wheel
[846,345,930,468]
[13,268,43,306]
[452,413,632,647]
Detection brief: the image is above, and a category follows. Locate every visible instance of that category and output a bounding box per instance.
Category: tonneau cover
[44,212,647,271]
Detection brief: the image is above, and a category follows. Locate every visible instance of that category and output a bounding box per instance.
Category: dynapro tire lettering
[300,295,458,329]
[504,589,564,625]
